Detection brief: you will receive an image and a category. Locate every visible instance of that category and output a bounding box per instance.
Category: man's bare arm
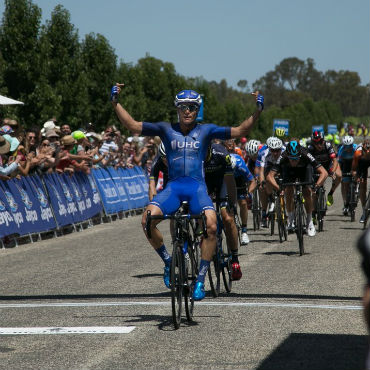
[111,83,143,135]
[230,92,263,138]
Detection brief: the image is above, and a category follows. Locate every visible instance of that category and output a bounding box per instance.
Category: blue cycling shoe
[192,281,205,301]
[163,265,170,289]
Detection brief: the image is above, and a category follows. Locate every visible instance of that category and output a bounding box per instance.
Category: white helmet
[342,135,354,146]
[268,137,283,150]
[266,136,275,148]
[246,139,260,156]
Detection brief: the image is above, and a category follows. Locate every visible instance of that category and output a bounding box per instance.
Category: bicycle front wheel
[184,242,198,321]
[171,245,183,329]
[296,202,305,256]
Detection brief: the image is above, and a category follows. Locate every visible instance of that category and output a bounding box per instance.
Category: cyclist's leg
[358,160,370,221]
[188,181,217,300]
[142,182,181,288]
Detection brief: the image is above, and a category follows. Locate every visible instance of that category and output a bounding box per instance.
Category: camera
[109,132,115,138]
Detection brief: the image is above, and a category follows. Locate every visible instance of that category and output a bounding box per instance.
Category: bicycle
[207,201,233,297]
[233,205,243,247]
[281,181,312,256]
[145,202,207,329]
[343,173,359,222]
[251,185,262,231]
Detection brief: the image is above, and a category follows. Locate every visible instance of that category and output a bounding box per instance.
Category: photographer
[100,127,118,155]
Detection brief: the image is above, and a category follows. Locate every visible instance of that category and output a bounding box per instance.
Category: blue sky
[1,0,369,89]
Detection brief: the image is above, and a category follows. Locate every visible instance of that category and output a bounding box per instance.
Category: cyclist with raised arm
[266,140,328,237]
[308,130,341,207]
[111,85,264,300]
[337,136,357,215]
[352,138,370,223]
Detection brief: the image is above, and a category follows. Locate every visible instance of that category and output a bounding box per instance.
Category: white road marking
[0,326,135,335]
[0,301,362,310]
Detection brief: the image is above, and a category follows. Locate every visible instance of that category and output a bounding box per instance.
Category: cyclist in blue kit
[111,84,264,300]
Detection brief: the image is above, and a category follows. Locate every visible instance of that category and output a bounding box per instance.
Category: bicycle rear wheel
[270,211,275,236]
[221,237,232,293]
[171,245,183,329]
[276,200,284,243]
[208,247,221,297]
[318,189,325,232]
[252,190,261,231]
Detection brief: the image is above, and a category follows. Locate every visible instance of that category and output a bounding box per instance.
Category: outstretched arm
[230,92,264,138]
[111,83,143,135]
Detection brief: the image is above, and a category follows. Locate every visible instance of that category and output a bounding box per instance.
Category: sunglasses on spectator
[28,136,36,140]
[178,104,199,113]
[42,143,50,147]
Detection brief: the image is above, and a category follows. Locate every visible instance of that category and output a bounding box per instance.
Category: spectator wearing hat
[56,135,90,174]
[41,120,60,137]
[0,135,23,179]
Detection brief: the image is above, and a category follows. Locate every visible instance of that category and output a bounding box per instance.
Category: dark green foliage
[0,0,368,137]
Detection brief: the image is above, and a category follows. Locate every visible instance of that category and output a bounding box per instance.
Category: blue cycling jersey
[142,121,231,182]
[142,121,231,215]
[231,153,254,182]
[337,143,357,162]
[255,144,268,168]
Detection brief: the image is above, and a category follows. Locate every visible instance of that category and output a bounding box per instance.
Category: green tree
[0,0,42,123]
[81,33,117,130]
[39,5,89,127]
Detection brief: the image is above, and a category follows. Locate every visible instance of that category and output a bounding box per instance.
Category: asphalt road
[0,188,368,370]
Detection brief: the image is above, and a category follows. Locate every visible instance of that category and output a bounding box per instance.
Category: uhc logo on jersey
[171,139,200,151]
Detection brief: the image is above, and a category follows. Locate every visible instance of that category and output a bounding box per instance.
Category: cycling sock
[196,259,210,284]
[288,212,294,223]
[156,244,171,266]
[231,249,239,263]
[306,213,312,224]
[241,225,247,233]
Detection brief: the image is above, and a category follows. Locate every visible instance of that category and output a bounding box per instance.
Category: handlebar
[281,181,313,187]
[145,210,208,239]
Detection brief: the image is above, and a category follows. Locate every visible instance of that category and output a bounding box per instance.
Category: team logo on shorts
[5,191,18,212]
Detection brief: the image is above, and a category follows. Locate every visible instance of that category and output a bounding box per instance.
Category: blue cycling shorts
[150,177,215,215]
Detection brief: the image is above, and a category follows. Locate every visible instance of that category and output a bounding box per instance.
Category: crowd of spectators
[0,117,162,180]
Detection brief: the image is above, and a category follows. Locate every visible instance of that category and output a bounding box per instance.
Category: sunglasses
[178,104,199,113]
[28,136,36,139]
[288,156,300,160]
[271,148,281,152]
[42,143,50,147]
